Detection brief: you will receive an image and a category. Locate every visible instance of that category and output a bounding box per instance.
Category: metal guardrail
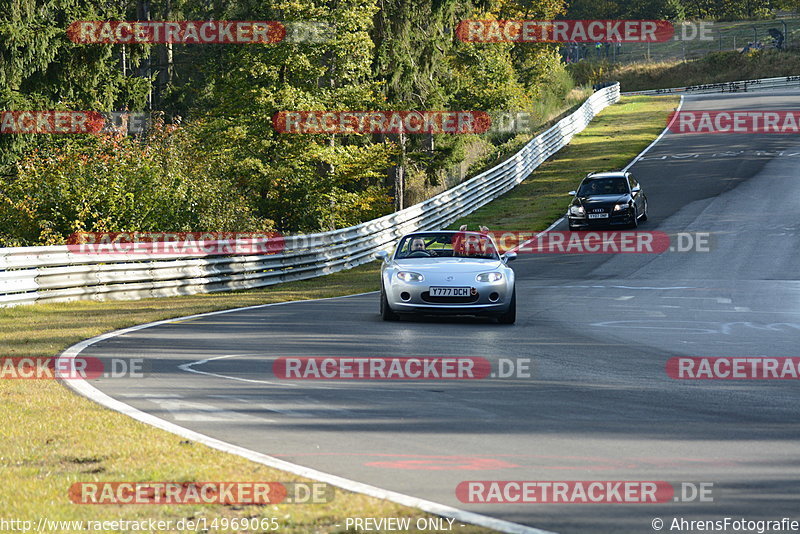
[0,85,622,307]
[622,75,800,96]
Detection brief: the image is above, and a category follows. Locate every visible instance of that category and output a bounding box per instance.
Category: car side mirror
[502,252,517,263]
[568,190,577,196]
[374,250,390,262]
[631,185,641,193]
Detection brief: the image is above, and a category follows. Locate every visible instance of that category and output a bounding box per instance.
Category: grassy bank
[404,86,593,206]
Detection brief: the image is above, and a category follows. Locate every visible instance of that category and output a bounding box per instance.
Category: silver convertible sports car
[375,231,517,323]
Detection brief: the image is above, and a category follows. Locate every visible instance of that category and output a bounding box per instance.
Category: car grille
[421,292,480,303]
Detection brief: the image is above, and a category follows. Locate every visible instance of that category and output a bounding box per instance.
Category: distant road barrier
[0,84,620,307]
[621,75,800,96]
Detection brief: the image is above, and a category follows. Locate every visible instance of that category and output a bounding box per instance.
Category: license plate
[588,213,609,219]
[429,287,471,297]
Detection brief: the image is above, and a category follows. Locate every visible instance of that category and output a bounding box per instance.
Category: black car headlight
[569,205,585,216]
[613,203,629,212]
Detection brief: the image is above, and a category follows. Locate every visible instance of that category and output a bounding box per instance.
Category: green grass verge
[0,264,497,534]
[0,92,677,534]
[454,94,680,231]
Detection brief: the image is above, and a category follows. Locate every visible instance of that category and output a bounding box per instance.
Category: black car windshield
[577,177,629,196]
[395,232,499,260]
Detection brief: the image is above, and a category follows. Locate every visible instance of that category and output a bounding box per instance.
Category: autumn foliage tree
[0,0,582,244]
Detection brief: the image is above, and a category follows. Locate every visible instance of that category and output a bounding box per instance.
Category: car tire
[497,289,516,324]
[640,198,648,221]
[380,285,399,321]
[629,207,639,229]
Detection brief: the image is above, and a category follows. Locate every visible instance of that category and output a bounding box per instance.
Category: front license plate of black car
[588,213,609,219]
[429,287,470,297]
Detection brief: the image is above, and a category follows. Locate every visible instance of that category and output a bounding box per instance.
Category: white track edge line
[622,95,685,172]
[508,217,564,253]
[506,94,684,252]
[57,291,556,534]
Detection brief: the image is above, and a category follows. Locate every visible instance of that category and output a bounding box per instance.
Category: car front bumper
[568,211,634,228]
[386,280,513,315]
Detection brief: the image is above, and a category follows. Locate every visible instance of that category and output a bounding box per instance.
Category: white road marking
[508,217,564,253]
[178,354,297,386]
[207,394,315,418]
[119,393,274,423]
[50,90,696,534]
[530,285,696,290]
[206,394,253,404]
[591,320,800,335]
[179,354,418,393]
[507,92,679,249]
[58,290,553,534]
[638,150,800,162]
[622,95,685,171]
[661,296,733,303]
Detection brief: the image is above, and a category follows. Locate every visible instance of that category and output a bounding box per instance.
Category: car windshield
[395,232,499,260]
[577,177,629,196]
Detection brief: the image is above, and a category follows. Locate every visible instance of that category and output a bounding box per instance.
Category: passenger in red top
[452,225,490,257]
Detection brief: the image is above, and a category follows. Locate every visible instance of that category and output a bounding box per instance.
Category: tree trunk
[394,131,406,210]
[156,0,174,108]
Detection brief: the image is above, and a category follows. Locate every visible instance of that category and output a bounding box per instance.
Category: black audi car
[567,171,648,230]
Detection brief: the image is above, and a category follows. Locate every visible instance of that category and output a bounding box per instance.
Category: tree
[0,123,269,246]
[0,0,150,173]
[165,0,395,231]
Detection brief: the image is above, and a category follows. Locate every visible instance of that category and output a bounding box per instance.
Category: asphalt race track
[79,91,800,533]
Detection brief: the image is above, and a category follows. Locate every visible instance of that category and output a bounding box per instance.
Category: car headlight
[476,272,503,283]
[613,203,629,212]
[397,271,424,282]
[569,205,585,216]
